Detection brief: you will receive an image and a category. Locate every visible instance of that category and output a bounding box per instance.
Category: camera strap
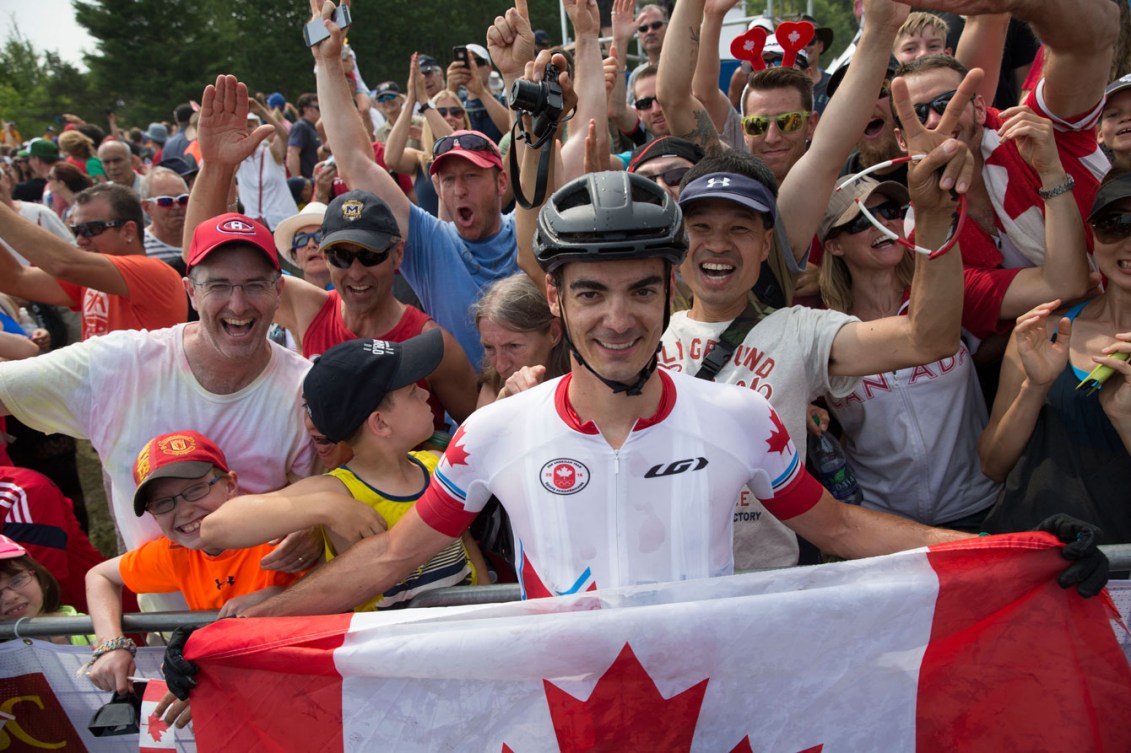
[509,121,555,210]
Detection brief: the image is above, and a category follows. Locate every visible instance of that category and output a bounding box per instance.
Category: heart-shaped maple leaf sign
[775,21,814,68]
[730,27,768,70]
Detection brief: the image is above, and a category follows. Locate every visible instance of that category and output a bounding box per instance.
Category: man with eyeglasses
[141,167,192,271]
[0,182,186,341]
[301,7,518,368]
[287,92,322,179]
[0,187,318,571]
[622,4,668,107]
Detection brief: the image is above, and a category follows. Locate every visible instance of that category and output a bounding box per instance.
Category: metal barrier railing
[4,544,1129,640]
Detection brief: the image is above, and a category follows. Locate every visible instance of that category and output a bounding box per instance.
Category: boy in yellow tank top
[200,330,485,612]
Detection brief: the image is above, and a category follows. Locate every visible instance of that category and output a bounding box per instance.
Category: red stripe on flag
[919,533,1131,752]
[186,614,353,752]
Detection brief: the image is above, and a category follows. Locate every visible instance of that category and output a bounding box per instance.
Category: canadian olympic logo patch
[540,459,590,495]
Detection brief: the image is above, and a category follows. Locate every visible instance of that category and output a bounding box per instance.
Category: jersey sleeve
[742,396,823,520]
[414,423,491,537]
[962,265,1023,341]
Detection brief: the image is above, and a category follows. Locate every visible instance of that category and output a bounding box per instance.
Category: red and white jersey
[416,370,823,598]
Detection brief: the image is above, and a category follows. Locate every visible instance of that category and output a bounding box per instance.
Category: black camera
[508,63,564,146]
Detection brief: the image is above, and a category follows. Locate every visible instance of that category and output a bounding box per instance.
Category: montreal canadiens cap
[186,213,281,272]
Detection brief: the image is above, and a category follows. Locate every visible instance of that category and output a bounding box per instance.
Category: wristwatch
[1038,174,1075,201]
[418,102,433,113]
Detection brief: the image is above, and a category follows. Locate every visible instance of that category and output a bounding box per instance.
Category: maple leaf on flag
[446,425,471,466]
[730,738,824,753]
[765,409,791,454]
[147,712,171,742]
[540,643,708,753]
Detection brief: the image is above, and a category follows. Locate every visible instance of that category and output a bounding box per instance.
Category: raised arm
[559,0,610,184]
[898,0,1117,119]
[828,70,980,377]
[250,96,290,165]
[0,201,129,299]
[307,0,411,235]
[385,55,431,175]
[181,74,275,259]
[778,0,909,263]
[655,0,721,150]
[978,301,1067,480]
[954,13,1008,104]
[693,0,742,135]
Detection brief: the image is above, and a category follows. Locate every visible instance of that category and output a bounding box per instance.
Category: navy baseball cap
[679,172,794,260]
[319,190,401,254]
[303,330,444,443]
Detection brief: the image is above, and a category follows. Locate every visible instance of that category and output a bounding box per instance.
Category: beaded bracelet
[81,636,137,673]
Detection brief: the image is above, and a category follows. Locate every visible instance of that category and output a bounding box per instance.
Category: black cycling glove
[1035,514,1109,598]
[162,624,200,701]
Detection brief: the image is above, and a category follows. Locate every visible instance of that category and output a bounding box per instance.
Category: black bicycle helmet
[533,171,687,273]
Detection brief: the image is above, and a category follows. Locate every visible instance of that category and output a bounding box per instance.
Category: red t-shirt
[55,254,187,339]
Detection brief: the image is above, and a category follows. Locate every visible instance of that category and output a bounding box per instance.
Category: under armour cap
[819,177,909,241]
[679,173,778,227]
[186,213,281,272]
[303,330,444,444]
[319,190,400,254]
[0,535,28,560]
[132,430,231,516]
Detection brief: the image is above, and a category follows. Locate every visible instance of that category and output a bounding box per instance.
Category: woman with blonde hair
[56,130,106,182]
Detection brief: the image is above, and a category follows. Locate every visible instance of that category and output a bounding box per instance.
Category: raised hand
[997,106,1063,180]
[1014,300,1070,388]
[197,75,276,168]
[564,0,601,39]
[487,0,536,84]
[1096,332,1131,427]
[611,0,636,45]
[892,67,982,200]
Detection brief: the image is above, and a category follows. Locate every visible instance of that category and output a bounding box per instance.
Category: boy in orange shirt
[83,430,301,728]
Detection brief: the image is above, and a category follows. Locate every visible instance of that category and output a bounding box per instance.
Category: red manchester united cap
[186,212,280,272]
[132,430,231,516]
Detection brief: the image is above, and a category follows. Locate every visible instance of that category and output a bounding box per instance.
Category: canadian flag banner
[140,679,177,752]
[186,535,1131,752]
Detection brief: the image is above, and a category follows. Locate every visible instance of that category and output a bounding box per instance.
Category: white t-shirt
[4,201,74,265]
[236,142,300,231]
[0,324,317,550]
[659,306,859,569]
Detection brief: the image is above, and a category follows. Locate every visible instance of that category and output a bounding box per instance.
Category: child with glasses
[83,430,302,726]
[0,534,93,645]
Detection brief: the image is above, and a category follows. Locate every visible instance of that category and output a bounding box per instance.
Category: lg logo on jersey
[644,457,709,479]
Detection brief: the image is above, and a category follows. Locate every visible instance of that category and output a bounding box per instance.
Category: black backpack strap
[694,301,763,381]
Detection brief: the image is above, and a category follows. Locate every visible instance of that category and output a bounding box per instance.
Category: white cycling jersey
[417,370,823,598]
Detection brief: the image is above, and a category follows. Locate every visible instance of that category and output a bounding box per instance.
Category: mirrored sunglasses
[151,193,190,208]
[741,111,811,137]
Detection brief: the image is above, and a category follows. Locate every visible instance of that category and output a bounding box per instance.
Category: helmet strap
[554,270,671,398]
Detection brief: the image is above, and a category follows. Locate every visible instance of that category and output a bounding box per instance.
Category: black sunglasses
[70,219,127,238]
[432,132,499,159]
[324,246,391,269]
[898,90,958,128]
[637,20,665,34]
[634,95,659,111]
[640,166,691,186]
[292,230,323,250]
[832,200,907,237]
[436,106,465,118]
[1091,212,1131,244]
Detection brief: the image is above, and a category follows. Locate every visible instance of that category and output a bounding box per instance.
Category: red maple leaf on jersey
[147,711,171,742]
[541,643,708,753]
[445,425,471,466]
[765,408,791,454]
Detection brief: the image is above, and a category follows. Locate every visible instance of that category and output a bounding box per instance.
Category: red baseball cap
[132,430,231,516]
[429,130,503,175]
[186,213,281,272]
